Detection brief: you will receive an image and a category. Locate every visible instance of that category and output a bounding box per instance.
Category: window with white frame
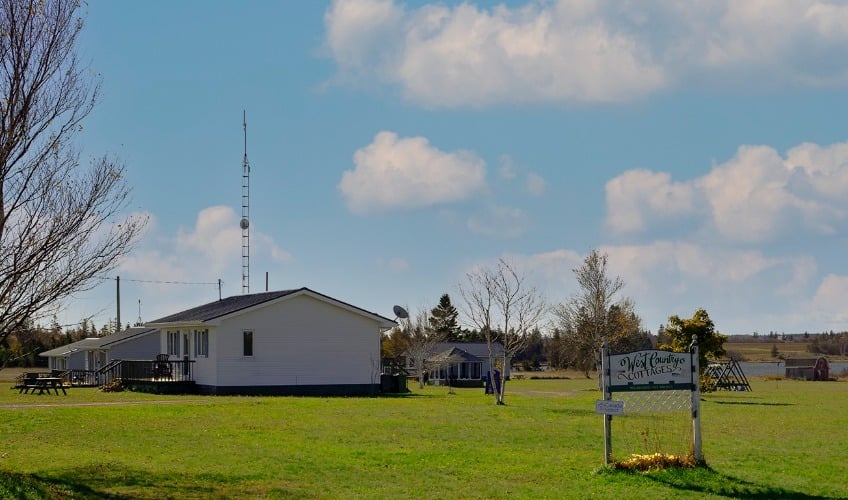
[243,330,253,357]
[167,331,180,356]
[193,329,209,357]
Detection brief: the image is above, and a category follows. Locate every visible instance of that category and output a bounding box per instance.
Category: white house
[146,287,396,395]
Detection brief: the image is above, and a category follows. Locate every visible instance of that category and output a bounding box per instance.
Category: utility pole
[116,275,121,332]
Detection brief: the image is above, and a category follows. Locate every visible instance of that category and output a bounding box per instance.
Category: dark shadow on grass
[0,469,116,500]
[599,464,833,499]
[2,463,308,499]
[712,401,793,406]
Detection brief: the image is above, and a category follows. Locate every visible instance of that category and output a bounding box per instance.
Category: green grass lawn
[0,376,845,499]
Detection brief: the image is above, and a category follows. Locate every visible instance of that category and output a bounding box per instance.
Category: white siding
[193,328,218,384]
[154,327,218,383]
[209,294,381,388]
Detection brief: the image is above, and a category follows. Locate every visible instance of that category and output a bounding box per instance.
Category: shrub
[99,379,124,392]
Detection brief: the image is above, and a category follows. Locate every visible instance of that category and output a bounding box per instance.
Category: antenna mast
[240,111,251,294]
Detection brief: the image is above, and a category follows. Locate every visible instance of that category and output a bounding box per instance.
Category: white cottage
[146,288,396,395]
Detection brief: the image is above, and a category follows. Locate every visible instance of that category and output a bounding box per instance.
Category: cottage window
[167,331,180,356]
[193,329,209,358]
[243,330,253,357]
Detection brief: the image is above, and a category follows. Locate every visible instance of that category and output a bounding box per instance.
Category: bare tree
[553,249,641,377]
[459,258,546,405]
[402,307,446,389]
[0,0,146,343]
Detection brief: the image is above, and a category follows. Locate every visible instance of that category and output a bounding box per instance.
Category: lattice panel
[613,389,692,414]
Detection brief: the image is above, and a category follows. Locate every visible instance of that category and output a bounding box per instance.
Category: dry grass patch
[612,453,698,472]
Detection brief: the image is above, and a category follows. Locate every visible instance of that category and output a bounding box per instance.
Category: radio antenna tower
[240,111,251,294]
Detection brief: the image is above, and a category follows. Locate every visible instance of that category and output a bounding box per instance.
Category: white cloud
[324,0,848,107]
[526,173,547,197]
[606,141,848,243]
[377,256,409,272]
[498,155,518,180]
[601,242,784,288]
[338,131,486,214]
[506,249,583,298]
[807,274,848,326]
[605,169,695,233]
[500,244,822,333]
[467,206,528,238]
[498,155,546,197]
[323,0,403,81]
[117,207,291,315]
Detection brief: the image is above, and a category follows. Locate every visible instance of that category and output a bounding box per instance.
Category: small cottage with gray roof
[409,342,511,387]
[40,327,159,372]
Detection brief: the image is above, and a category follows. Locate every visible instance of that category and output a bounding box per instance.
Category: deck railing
[96,359,123,386]
[36,359,196,388]
[52,369,99,386]
[118,359,195,383]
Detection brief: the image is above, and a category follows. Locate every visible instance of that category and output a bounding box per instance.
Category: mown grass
[0,376,845,499]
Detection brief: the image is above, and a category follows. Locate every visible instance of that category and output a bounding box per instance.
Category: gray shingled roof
[149,290,298,323]
[100,327,158,347]
[39,327,157,357]
[429,347,482,364]
[431,342,504,358]
[147,287,395,326]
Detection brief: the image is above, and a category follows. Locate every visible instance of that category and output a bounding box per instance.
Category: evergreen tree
[429,293,460,341]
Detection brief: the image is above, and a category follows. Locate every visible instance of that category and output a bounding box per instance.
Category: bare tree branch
[553,249,643,378]
[0,0,146,342]
[459,258,546,405]
[402,307,446,389]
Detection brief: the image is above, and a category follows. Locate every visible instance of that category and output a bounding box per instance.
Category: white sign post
[600,336,701,465]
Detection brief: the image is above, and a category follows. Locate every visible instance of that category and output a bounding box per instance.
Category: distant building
[407,342,510,387]
[784,356,830,381]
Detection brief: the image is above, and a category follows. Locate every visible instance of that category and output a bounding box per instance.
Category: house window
[167,331,180,356]
[193,329,209,358]
[243,330,253,357]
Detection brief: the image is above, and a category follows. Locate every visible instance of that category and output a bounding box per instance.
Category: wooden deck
[17,359,198,394]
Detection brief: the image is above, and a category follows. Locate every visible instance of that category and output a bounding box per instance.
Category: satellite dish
[240,218,249,230]
[392,305,408,319]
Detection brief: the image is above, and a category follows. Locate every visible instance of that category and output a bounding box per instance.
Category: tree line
[383,249,727,405]
[0,317,127,369]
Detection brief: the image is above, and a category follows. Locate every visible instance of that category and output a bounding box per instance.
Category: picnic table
[19,376,67,395]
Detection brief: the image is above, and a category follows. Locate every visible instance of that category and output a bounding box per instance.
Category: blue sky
[62,0,848,335]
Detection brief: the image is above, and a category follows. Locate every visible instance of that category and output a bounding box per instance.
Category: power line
[97,277,219,286]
